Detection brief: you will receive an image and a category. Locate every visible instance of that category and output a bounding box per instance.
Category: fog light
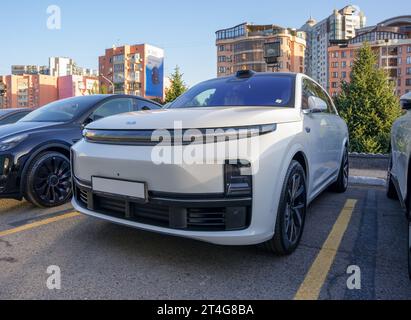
[225,161,252,197]
[0,156,10,176]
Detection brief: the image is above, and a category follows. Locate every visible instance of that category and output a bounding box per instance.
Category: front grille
[75,182,251,231]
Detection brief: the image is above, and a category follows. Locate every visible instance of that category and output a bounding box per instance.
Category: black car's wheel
[331,147,349,193]
[25,152,72,208]
[265,160,307,255]
[387,154,398,200]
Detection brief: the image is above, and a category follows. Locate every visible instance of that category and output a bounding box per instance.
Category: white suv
[71,71,349,255]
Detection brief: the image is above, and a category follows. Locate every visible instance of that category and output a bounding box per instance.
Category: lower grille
[75,183,250,231]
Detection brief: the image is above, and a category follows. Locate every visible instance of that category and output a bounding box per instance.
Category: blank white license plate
[92,177,147,201]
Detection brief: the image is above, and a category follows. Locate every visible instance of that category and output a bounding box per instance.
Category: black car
[0,94,161,207]
[0,108,32,125]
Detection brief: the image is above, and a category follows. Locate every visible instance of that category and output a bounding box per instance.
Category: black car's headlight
[225,161,252,197]
[0,134,28,152]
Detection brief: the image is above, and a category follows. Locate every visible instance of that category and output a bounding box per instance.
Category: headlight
[225,161,252,197]
[0,134,29,152]
[82,123,277,145]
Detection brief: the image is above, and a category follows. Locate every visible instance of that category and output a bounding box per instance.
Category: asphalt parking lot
[0,184,410,300]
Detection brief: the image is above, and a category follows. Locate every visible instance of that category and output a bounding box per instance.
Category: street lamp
[100,74,115,94]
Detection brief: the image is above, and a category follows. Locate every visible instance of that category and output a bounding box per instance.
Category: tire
[387,154,398,200]
[331,147,349,193]
[24,152,72,208]
[264,160,307,255]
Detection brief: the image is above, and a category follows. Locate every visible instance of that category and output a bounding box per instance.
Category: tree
[335,43,402,154]
[165,66,188,103]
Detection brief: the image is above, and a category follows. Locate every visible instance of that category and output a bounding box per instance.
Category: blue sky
[0,0,409,86]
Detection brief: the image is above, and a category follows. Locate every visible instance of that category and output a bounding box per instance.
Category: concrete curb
[349,176,387,187]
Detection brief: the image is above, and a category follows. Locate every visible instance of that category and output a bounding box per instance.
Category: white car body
[71,72,348,246]
[390,92,411,214]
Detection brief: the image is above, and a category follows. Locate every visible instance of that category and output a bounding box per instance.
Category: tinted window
[20,97,96,123]
[90,98,138,121]
[170,75,294,108]
[302,78,336,114]
[0,112,30,124]
[136,99,162,111]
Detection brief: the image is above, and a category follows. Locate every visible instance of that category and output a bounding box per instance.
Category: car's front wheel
[25,152,72,208]
[265,160,307,255]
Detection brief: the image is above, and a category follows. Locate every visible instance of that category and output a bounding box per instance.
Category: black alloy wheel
[265,160,307,255]
[25,152,72,208]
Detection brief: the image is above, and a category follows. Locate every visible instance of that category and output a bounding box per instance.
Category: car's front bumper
[0,153,23,199]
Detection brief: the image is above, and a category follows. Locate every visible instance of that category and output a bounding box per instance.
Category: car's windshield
[170,75,294,108]
[19,97,93,123]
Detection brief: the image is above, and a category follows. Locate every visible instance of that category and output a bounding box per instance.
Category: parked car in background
[0,108,31,125]
[72,71,349,255]
[387,91,411,279]
[0,95,161,208]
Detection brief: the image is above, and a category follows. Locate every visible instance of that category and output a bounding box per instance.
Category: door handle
[305,127,311,133]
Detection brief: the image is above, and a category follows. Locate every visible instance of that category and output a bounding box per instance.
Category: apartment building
[49,57,97,77]
[98,44,164,100]
[328,16,411,97]
[11,65,50,76]
[300,5,366,89]
[215,23,306,77]
[0,74,58,109]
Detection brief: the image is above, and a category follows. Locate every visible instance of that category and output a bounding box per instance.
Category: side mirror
[400,92,411,110]
[307,96,328,113]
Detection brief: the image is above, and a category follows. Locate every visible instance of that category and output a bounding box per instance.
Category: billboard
[145,45,164,98]
[264,42,281,64]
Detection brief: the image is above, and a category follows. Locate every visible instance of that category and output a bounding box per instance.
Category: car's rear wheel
[331,147,349,193]
[25,152,72,208]
[387,154,398,200]
[265,160,307,255]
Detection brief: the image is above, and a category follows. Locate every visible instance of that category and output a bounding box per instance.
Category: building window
[406,79,411,86]
[407,56,411,65]
[331,62,339,68]
[341,51,347,58]
[341,61,347,68]
[406,67,411,75]
[331,82,338,88]
[407,46,411,53]
[219,45,225,52]
[342,71,347,78]
[332,72,338,78]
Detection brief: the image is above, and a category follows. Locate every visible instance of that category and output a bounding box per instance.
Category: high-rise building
[98,44,165,100]
[49,57,97,77]
[328,16,411,97]
[215,23,306,77]
[300,5,366,89]
[11,65,50,76]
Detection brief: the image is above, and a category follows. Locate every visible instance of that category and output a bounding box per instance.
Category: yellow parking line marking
[0,211,80,238]
[294,199,357,300]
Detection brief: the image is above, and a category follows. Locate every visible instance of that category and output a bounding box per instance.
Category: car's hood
[87,107,302,130]
[0,122,61,139]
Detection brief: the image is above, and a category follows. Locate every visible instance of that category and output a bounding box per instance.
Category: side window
[90,98,137,121]
[302,79,317,109]
[1,112,30,124]
[136,99,161,111]
[313,84,336,114]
